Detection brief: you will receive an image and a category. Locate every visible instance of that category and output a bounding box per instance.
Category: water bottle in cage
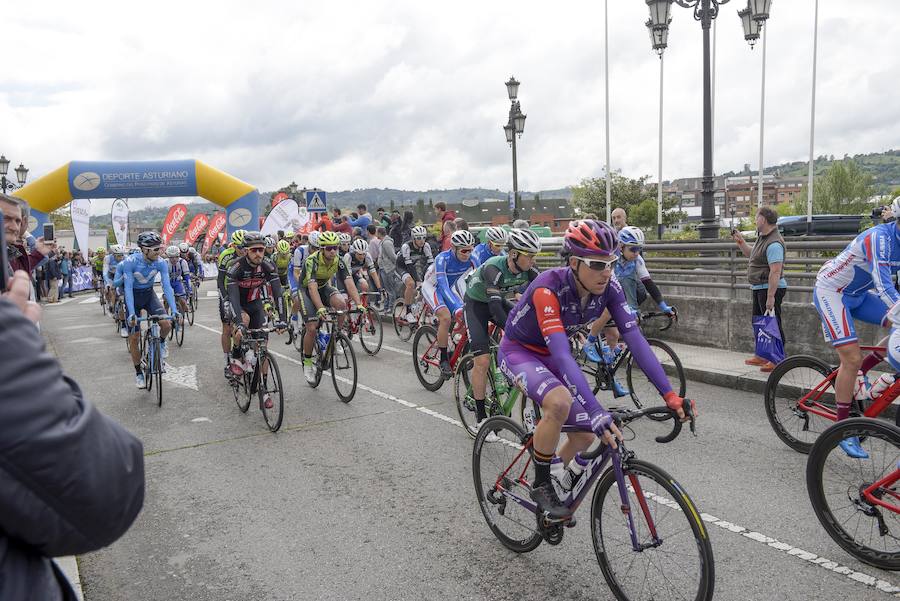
[869,373,896,400]
[853,370,871,401]
[523,403,536,432]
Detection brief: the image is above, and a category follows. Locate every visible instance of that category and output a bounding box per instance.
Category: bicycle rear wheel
[392,300,412,341]
[186,298,195,326]
[625,338,686,409]
[764,355,835,454]
[330,333,358,403]
[472,416,543,553]
[359,307,383,355]
[258,352,285,432]
[232,370,252,413]
[592,458,715,601]
[175,315,185,347]
[807,418,900,570]
[413,325,444,392]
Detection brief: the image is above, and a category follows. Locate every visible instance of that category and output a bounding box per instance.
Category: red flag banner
[161,203,189,244]
[272,192,289,207]
[202,212,227,254]
[184,213,210,245]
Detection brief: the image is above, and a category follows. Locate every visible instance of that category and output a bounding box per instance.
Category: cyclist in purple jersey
[499,220,695,518]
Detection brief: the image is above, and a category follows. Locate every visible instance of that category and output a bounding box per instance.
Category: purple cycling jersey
[500,267,672,426]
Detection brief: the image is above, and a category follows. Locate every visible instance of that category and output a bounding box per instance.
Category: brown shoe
[745,356,767,366]
[760,362,776,373]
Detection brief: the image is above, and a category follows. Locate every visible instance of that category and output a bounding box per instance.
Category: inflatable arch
[14,159,259,237]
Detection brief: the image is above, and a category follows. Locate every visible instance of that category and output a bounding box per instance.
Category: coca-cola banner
[184,213,210,245]
[161,203,189,243]
[271,192,289,207]
[202,212,227,254]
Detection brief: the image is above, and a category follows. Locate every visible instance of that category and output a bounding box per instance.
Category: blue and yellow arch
[15,159,259,236]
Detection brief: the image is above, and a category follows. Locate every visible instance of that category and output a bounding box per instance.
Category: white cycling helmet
[450,229,476,248]
[619,226,646,247]
[890,196,900,219]
[350,238,369,254]
[178,242,190,253]
[485,226,508,245]
[111,244,124,255]
[339,233,352,245]
[507,228,542,254]
[411,225,428,239]
[308,231,321,248]
[165,245,180,258]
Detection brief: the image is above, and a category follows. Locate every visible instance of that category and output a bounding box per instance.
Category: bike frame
[797,346,900,421]
[419,318,469,372]
[862,470,900,514]
[492,429,657,552]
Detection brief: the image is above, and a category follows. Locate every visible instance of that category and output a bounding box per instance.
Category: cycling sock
[836,402,851,421]
[532,450,553,486]
[439,347,449,362]
[475,398,487,422]
[134,365,142,375]
[860,353,883,374]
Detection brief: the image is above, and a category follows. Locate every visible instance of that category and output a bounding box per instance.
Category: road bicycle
[472,400,712,601]
[227,324,286,432]
[573,311,686,409]
[412,314,468,392]
[453,327,517,438]
[98,284,108,316]
[807,417,900,570]
[189,274,201,322]
[137,314,172,407]
[392,284,433,342]
[343,292,383,356]
[764,345,900,453]
[306,309,358,403]
[163,298,187,347]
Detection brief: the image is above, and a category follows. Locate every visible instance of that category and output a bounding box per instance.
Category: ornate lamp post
[740,0,772,218]
[0,155,29,194]
[503,77,526,220]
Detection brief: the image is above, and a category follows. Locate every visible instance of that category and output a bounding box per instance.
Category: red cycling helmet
[563,219,618,257]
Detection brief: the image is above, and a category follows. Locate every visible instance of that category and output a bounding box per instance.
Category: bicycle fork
[613,451,662,552]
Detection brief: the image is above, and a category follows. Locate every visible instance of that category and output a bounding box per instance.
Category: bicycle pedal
[564,517,577,528]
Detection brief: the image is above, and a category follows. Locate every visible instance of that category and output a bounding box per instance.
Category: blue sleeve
[765,243,784,264]
[869,229,900,306]
[434,253,461,313]
[545,330,608,419]
[123,262,136,317]
[182,261,193,291]
[158,261,178,313]
[102,258,113,287]
[349,215,371,229]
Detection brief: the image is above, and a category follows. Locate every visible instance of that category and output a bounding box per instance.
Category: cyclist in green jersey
[273,239,292,288]
[298,231,362,383]
[463,228,542,426]
[217,230,247,375]
[91,248,105,290]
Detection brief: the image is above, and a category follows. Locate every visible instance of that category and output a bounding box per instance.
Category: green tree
[389,199,395,212]
[49,206,73,230]
[791,159,875,215]
[415,198,426,221]
[572,172,684,227]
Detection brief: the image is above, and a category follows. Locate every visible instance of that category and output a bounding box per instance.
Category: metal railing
[535,236,853,294]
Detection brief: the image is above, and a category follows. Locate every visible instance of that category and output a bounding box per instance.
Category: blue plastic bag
[753,312,784,365]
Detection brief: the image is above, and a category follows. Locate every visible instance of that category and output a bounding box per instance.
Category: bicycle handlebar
[579,400,695,458]
[640,307,677,332]
[137,315,173,323]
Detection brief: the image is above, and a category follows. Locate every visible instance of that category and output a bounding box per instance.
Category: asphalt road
[40,290,900,601]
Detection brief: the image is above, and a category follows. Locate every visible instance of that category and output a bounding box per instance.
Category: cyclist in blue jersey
[499,220,694,518]
[814,197,900,457]
[471,226,507,265]
[422,229,481,377]
[102,244,126,310]
[122,232,179,389]
[165,245,192,316]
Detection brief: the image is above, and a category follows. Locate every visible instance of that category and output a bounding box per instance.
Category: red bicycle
[765,345,900,453]
[412,314,468,391]
[807,417,900,570]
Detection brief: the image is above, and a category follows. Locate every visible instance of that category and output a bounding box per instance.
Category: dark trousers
[752,287,786,346]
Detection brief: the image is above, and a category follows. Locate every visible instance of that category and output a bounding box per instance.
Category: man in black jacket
[0,270,145,600]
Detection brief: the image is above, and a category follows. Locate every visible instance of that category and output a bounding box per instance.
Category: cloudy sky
[5,1,900,214]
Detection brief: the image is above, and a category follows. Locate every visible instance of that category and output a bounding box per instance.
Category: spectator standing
[376,208,391,229]
[391,210,413,249]
[316,212,334,232]
[732,205,787,372]
[440,219,458,252]
[333,215,353,236]
[2,194,54,274]
[59,252,72,298]
[433,201,457,250]
[367,225,381,263]
[377,226,399,308]
[611,208,628,231]
[349,203,373,234]
[0,270,145,600]
[45,253,61,303]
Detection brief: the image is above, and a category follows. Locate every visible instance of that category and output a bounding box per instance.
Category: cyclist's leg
[402,270,415,306]
[814,288,866,420]
[129,289,154,367]
[145,290,172,339]
[299,287,319,356]
[422,278,450,346]
[464,297,493,420]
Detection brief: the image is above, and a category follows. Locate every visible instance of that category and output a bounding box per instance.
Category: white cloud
[3,0,899,215]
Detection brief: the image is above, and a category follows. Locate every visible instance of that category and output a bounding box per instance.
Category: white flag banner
[70,198,91,261]
[111,198,129,248]
[260,199,300,236]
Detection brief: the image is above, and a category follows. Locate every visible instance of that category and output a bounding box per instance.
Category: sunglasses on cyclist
[246,246,265,253]
[575,256,616,272]
[147,246,161,253]
[625,245,642,253]
[322,246,338,253]
[456,247,474,254]
[515,251,535,259]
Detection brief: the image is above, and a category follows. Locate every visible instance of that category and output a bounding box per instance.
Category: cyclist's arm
[180,259,192,292]
[635,255,665,307]
[265,263,287,322]
[338,259,362,306]
[123,265,136,318]
[869,228,900,308]
[609,285,673,397]
[193,252,204,277]
[365,255,382,289]
[533,287,609,419]
[216,255,229,296]
[102,256,113,287]
[482,265,511,325]
[158,262,178,314]
[434,254,461,313]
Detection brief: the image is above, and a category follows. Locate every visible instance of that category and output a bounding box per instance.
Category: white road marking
[61,323,107,330]
[45,298,75,306]
[162,363,198,391]
[191,417,212,423]
[206,291,219,298]
[70,337,106,344]
[381,344,412,356]
[79,296,100,304]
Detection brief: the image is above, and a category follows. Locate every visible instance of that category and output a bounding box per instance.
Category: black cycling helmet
[137,232,163,248]
[241,230,265,248]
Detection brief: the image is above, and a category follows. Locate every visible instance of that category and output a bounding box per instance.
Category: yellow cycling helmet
[276,239,290,253]
[231,229,247,246]
[283,231,295,239]
[96,247,106,254]
[318,231,340,247]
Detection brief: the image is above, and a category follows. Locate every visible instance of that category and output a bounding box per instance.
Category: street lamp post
[740,0,772,219]
[503,77,526,221]
[0,155,29,195]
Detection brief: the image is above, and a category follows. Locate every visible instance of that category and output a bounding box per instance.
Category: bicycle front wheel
[153,339,163,407]
[807,418,900,570]
[412,325,444,392]
[330,333,358,402]
[175,316,185,347]
[392,300,412,341]
[592,458,714,601]
[187,299,195,326]
[359,307,383,355]
[454,353,499,439]
[765,355,835,454]
[232,370,252,413]
[472,416,543,553]
[258,353,285,432]
[625,338,686,409]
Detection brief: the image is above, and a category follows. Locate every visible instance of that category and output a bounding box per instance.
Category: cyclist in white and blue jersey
[471,226,507,265]
[121,232,179,389]
[165,245,192,316]
[422,229,481,377]
[814,197,900,457]
[102,245,126,309]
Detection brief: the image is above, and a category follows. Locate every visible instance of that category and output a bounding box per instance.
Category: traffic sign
[306,189,327,212]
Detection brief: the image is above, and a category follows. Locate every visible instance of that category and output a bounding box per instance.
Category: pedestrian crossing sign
[306,190,327,212]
